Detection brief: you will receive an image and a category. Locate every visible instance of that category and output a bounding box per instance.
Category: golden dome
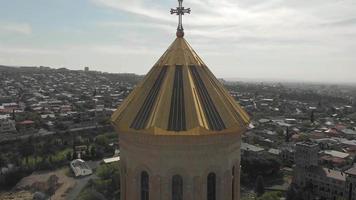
[111,37,250,135]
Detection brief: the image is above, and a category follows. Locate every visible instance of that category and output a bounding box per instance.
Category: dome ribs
[130,65,168,129]
[168,65,186,131]
[189,65,226,131]
[112,38,250,135]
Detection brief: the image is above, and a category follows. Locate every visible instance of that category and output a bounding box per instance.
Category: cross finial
[171,0,191,38]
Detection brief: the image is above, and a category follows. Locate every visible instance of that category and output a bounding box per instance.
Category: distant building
[268,148,281,157]
[16,120,35,132]
[345,167,356,199]
[241,142,265,155]
[280,144,295,164]
[295,142,319,168]
[74,145,88,159]
[293,141,356,200]
[84,67,89,72]
[70,159,92,177]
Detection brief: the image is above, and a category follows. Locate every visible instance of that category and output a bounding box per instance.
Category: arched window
[232,166,235,200]
[207,173,216,200]
[172,175,183,200]
[141,171,149,200]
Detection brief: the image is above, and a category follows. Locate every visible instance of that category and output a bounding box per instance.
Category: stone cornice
[118,128,243,148]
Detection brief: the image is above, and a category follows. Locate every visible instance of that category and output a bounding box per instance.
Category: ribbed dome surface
[111,37,249,135]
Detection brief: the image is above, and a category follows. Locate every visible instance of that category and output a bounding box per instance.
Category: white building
[70,159,92,177]
[103,156,120,164]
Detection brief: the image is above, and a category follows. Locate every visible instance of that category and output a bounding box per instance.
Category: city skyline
[1,0,356,83]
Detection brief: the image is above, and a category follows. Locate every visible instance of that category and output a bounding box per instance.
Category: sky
[0,0,356,83]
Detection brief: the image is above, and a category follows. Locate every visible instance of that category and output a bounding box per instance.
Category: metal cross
[171,0,191,37]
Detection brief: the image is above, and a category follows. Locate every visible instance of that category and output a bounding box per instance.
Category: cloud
[98,21,175,33]
[0,46,58,55]
[91,0,356,40]
[1,0,356,83]
[0,22,32,35]
[91,0,173,22]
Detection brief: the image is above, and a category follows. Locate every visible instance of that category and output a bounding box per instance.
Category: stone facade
[118,131,242,200]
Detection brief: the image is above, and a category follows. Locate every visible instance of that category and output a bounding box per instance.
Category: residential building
[70,159,93,177]
[294,142,356,200]
[0,115,16,134]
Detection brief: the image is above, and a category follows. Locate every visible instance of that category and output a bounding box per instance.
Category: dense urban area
[1,65,356,200]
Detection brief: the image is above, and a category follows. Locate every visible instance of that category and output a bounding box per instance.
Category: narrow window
[172,175,183,200]
[207,173,216,200]
[141,171,149,200]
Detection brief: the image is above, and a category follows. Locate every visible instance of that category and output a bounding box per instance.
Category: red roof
[335,124,346,131]
[320,155,346,164]
[18,120,35,125]
[0,108,15,113]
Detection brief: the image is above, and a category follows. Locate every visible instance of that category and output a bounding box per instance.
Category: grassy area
[21,148,72,169]
[242,191,283,200]
[77,162,120,200]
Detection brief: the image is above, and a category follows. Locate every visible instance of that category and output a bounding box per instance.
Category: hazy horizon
[2,64,356,86]
[1,0,356,83]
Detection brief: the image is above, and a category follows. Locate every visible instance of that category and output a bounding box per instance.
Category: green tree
[257,192,282,200]
[276,127,284,136]
[286,184,303,200]
[285,127,290,142]
[111,170,120,197]
[72,152,78,160]
[0,154,6,168]
[19,138,35,164]
[241,154,281,178]
[55,122,68,131]
[95,135,109,147]
[255,175,265,197]
[66,151,72,161]
[78,189,106,200]
[311,110,315,123]
[90,146,96,158]
[85,148,90,159]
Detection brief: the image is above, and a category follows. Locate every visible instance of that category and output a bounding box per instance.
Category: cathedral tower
[111,1,250,199]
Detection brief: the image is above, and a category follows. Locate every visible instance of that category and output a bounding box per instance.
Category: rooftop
[111,37,249,135]
[103,156,120,164]
[322,150,349,159]
[322,168,346,181]
[345,166,356,176]
[241,143,264,152]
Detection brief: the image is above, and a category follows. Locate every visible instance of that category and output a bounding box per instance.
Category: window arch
[207,172,216,200]
[232,166,235,200]
[172,175,183,200]
[141,171,149,200]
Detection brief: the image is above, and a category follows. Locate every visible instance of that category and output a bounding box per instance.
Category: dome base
[176,30,184,38]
